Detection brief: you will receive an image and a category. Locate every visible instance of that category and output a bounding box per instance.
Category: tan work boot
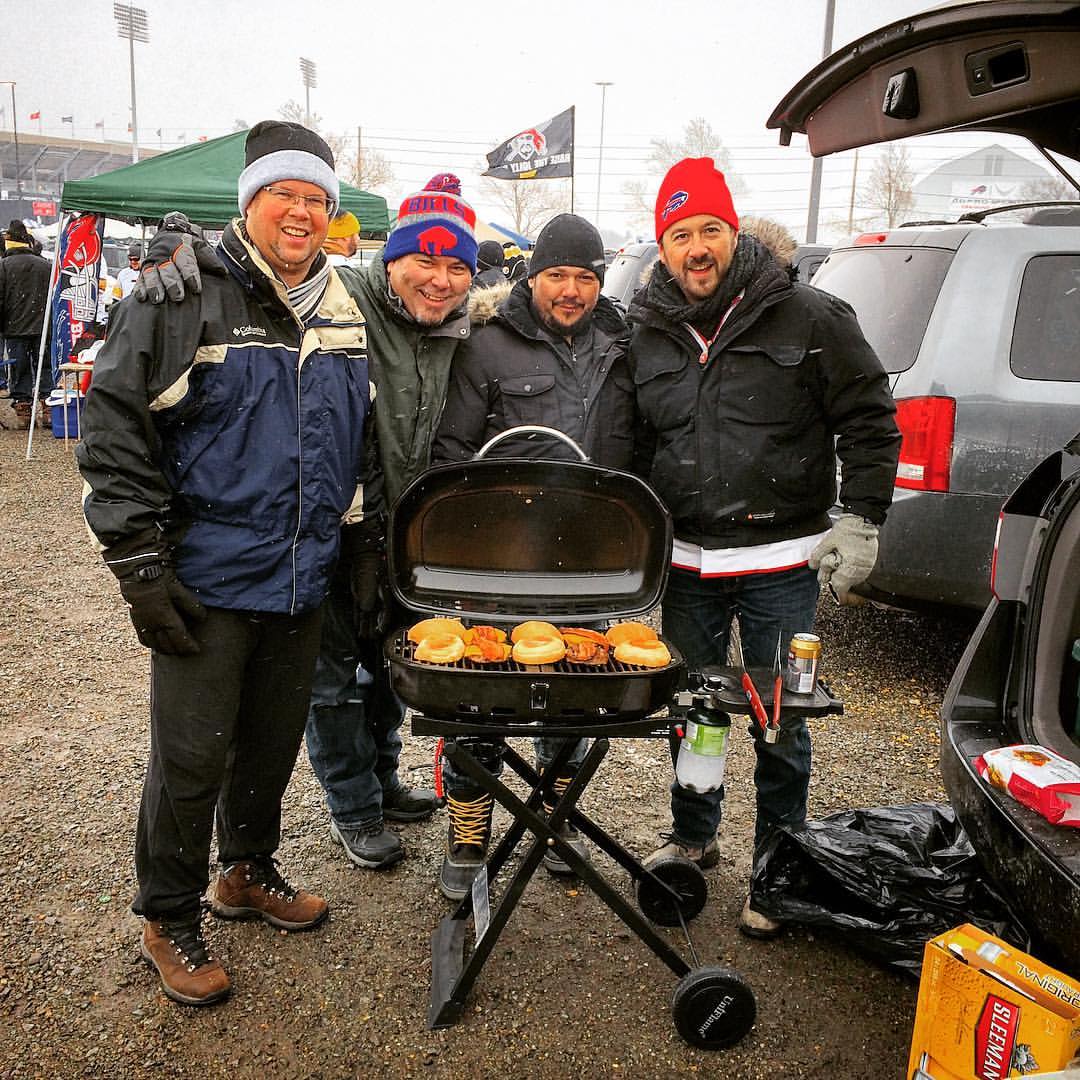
[738,895,783,939]
[140,916,231,1006]
[210,858,328,930]
[646,833,721,869]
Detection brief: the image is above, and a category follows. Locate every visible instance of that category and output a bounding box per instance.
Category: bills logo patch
[662,190,689,220]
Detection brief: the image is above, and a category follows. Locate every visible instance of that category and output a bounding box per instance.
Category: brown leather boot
[140,916,230,1006]
[210,858,328,930]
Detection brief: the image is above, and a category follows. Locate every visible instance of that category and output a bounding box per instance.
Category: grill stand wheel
[672,967,758,1050]
[635,854,707,926]
[418,725,755,1050]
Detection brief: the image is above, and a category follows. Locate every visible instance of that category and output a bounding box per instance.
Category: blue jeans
[7,336,50,403]
[662,564,820,850]
[305,564,405,828]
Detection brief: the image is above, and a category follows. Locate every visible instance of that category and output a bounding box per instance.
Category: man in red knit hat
[628,157,900,937]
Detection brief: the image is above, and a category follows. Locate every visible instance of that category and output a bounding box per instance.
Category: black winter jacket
[433,279,640,470]
[0,247,51,337]
[628,259,900,548]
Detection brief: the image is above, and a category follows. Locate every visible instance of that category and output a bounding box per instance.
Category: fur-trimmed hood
[467,279,513,325]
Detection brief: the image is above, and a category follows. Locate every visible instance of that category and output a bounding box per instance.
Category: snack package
[973,744,1080,827]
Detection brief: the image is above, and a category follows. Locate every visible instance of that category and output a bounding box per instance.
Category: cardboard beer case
[908,924,1080,1079]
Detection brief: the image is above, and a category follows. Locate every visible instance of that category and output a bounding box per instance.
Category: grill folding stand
[385,428,841,1051]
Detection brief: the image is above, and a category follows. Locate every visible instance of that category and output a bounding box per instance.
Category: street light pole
[0,82,21,197]
[300,58,317,128]
[594,81,613,224]
[113,2,149,163]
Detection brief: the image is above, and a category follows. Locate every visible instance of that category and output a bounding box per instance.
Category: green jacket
[337,254,470,505]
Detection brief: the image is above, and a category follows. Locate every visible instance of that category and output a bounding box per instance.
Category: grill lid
[388,427,673,622]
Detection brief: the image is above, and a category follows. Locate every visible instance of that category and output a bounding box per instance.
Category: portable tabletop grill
[386,428,828,1051]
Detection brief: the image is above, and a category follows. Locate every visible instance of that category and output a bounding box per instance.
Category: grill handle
[474,425,589,463]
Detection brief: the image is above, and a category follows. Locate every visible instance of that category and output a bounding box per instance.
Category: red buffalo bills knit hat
[654,157,738,242]
[384,173,478,272]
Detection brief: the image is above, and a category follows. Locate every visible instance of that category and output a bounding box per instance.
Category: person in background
[0,220,52,428]
[431,212,636,899]
[501,241,528,283]
[628,157,900,938]
[324,210,360,266]
[471,240,505,290]
[76,121,380,1006]
[116,243,143,298]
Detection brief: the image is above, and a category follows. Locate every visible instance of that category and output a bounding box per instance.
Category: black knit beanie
[528,213,606,283]
[237,120,339,214]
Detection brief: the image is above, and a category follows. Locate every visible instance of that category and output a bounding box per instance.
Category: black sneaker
[329,818,404,870]
[382,783,438,822]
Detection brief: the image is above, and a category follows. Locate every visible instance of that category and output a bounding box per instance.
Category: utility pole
[846,148,860,235]
[114,3,149,163]
[805,0,835,242]
[300,58,317,128]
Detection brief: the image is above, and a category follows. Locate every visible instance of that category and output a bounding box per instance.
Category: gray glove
[808,513,879,603]
[132,213,212,304]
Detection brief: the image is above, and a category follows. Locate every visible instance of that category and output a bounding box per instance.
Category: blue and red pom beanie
[384,173,477,272]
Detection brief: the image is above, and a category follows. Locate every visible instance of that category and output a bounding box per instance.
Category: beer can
[784,633,821,695]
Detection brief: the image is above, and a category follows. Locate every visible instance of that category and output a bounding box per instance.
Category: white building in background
[911,143,1056,219]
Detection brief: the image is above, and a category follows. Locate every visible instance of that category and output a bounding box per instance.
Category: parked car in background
[770,0,1080,971]
[810,210,1080,613]
[602,239,830,310]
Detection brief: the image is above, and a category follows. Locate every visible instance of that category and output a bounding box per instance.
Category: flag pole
[570,105,575,214]
[25,211,68,459]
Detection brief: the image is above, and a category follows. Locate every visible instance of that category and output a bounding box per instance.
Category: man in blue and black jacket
[76,121,382,1008]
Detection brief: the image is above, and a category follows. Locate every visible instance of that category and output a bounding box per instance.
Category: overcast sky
[2,0,1043,241]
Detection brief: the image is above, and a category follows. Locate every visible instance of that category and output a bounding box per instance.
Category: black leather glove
[104,537,207,654]
[348,549,387,640]
[132,213,215,304]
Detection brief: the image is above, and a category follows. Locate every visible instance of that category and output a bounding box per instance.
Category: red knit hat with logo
[654,157,739,242]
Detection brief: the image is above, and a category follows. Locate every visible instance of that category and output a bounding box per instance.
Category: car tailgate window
[812,247,953,374]
[1012,254,1080,382]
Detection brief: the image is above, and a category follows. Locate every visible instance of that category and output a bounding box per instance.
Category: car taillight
[854,232,889,245]
[894,396,956,492]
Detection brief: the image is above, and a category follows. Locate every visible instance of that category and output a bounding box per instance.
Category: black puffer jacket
[433,278,640,470]
[0,247,51,337]
[628,254,900,548]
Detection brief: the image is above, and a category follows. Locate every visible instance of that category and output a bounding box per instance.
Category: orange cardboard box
[907,925,1080,1079]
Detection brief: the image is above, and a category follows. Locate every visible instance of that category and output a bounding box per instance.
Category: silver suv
[811,208,1080,612]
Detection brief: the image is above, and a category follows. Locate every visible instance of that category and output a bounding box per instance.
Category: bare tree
[858,145,915,228]
[275,102,394,193]
[622,117,746,227]
[479,175,571,238]
[278,99,324,132]
[1019,175,1080,202]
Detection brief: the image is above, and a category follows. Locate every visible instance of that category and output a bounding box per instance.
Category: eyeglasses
[262,185,334,215]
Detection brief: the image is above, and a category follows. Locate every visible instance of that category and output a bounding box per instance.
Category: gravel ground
[0,412,977,1079]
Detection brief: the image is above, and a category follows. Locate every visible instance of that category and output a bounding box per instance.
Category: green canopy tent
[59,130,389,235]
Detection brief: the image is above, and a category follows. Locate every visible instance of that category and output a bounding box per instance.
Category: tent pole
[25,210,69,460]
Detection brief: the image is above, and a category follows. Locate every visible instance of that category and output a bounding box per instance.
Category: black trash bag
[749,803,1028,977]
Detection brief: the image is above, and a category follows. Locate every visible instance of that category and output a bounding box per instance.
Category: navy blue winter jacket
[76,222,379,615]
